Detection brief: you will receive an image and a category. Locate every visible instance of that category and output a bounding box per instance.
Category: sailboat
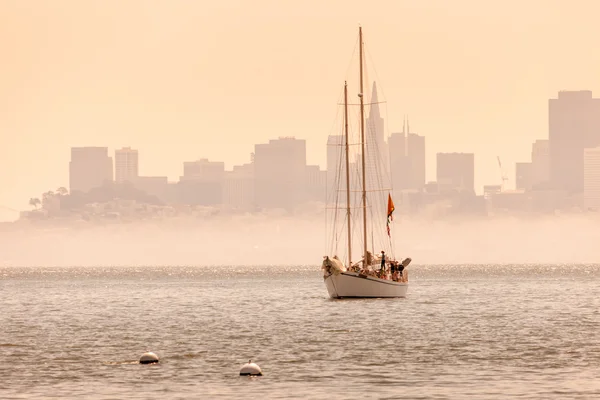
[321,26,412,299]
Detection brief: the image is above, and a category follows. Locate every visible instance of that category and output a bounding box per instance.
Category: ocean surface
[1,264,600,399]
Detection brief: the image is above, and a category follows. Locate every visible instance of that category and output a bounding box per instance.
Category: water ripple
[1,264,600,399]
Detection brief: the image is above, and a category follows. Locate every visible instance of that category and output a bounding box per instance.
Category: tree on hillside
[31,181,163,213]
[42,191,55,202]
[28,198,41,209]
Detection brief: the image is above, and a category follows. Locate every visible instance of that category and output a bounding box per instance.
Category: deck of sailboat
[341,271,407,286]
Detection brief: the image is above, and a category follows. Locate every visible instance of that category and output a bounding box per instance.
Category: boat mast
[343,81,352,266]
[358,26,368,265]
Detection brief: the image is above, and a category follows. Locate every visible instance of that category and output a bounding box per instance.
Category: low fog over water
[1,214,599,267]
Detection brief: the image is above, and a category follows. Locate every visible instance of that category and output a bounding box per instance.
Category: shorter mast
[343,81,352,267]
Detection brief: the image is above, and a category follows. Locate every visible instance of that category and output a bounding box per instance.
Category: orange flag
[386,194,395,236]
[387,193,395,221]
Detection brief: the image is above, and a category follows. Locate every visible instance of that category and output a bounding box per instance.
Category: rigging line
[363,54,384,202]
[385,98,395,196]
[345,188,393,193]
[364,44,390,116]
[349,158,364,256]
[326,33,357,259]
[324,196,328,259]
[324,205,376,210]
[343,34,360,87]
[325,158,335,258]
[364,42,395,193]
[362,76,390,244]
[325,122,341,256]
[328,143,363,148]
[383,93,399,262]
[364,62,393,196]
[326,95,344,139]
[333,218,349,260]
[365,126,392,209]
[329,120,347,256]
[337,101,387,106]
[364,44,400,228]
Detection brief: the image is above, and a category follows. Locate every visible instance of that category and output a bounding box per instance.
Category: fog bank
[1,215,599,267]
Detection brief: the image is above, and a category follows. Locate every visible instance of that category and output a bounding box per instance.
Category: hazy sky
[2,0,600,218]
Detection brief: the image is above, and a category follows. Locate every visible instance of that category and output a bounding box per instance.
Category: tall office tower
[326,134,345,196]
[115,147,139,183]
[69,147,113,193]
[549,90,600,193]
[254,137,307,210]
[223,163,255,211]
[406,128,426,191]
[179,158,225,205]
[531,139,550,188]
[436,153,475,193]
[362,82,390,215]
[515,162,533,191]
[388,130,409,192]
[584,147,600,210]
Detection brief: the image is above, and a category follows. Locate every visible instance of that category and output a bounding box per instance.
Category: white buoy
[139,352,159,364]
[240,359,262,376]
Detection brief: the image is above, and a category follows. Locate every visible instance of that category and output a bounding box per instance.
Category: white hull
[324,271,408,299]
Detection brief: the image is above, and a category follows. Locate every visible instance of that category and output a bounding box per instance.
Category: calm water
[1,264,600,399]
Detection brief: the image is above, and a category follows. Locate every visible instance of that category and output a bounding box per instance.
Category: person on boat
[398,263,405,281]
[380,251,385,271]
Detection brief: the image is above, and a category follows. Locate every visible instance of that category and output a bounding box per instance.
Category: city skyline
[2,1,600,218]
[6,87,600,219]
[21,83,599,218]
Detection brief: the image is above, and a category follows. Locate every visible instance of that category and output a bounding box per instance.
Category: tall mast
[343,81,352,266]
[358,26,368,265]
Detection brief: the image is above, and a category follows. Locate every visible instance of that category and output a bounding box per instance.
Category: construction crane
[497,156,508,192]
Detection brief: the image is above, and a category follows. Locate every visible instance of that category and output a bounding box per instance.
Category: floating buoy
[139,352,159,364]
[240,359,262,376]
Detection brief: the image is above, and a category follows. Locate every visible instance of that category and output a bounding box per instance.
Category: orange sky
[2,0,600,218]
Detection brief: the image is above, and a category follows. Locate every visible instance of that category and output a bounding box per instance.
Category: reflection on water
[1,264,600,399]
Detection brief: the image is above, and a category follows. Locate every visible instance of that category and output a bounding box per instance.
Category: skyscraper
[363,82,391,213]
[254,137,307,210]
[306,165,327,203]
[531,139,550,188]
[388,122,409,192]
[179,158,225,205]
[114,147,139,183]
[223,163,255,211]
[515,162,533,191]
[584,147,600,211]
[436,153,475,193]
[549,90,600,193]
[326,134,345,197]
[364,82,389,192]
[406,129,426,191]
[69,147,113,193]
[181,158,225,181]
